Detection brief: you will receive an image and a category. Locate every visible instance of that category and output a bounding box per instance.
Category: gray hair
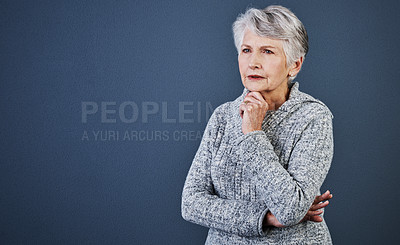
[232,5,308,81]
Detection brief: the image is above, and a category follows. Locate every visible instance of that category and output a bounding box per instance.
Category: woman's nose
[249,54,262,69]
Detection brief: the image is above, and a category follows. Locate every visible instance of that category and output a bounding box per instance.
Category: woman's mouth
[247,75,265,80]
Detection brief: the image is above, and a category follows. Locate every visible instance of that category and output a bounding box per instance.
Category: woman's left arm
[239,110,333,227]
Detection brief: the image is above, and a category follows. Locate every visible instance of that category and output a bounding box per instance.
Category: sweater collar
[237,82,321,112]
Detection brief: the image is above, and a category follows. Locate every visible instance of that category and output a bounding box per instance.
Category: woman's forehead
[242,30,283,49]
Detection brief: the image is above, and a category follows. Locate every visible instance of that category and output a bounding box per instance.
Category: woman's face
[238,30,291,96]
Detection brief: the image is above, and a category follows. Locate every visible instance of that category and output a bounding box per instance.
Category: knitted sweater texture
[181,83,334,244]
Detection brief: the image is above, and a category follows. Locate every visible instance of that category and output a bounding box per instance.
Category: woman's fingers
[307,210,323,216]
[239,103,246,118]
[303,209,324,223]
[313,190,332,205]
[239,101,257,117]
[244,93,268,112]
[241,96,263,116]
[240,92,269,134]
[243,95,261,105]
[247,91,266,103]
[301,190,333,224]
[308,215,323,222]
[310,200,329,211]
[306,208,324,222]
[309,190,333,211]
[300,209,324,223]
[315,190,330,202]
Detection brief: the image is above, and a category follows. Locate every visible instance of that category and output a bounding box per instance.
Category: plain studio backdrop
[1,0,399,244]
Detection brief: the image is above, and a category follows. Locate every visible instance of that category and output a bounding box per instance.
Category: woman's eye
[242,48,250,53]
[264,49,273,54]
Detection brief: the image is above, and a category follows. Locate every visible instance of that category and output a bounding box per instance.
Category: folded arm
[238,111,334,226]
[181,105,269,237]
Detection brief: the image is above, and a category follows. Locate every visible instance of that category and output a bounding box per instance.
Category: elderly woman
[182,5,334,244]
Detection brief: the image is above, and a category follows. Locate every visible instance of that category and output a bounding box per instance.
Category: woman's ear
[289,56,304,77]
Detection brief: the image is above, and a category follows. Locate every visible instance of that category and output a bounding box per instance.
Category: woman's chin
[244,85,264,92]
[243,80,268,92]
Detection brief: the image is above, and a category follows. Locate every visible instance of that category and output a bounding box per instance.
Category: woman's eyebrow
[241,44,278,50]
[259,45,278,50]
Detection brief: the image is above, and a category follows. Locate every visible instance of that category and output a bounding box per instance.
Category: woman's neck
[260,84,290,111]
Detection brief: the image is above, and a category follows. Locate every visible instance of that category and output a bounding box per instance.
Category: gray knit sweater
[181,82,333,244]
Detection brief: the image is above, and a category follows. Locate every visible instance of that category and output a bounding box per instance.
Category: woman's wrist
[263,211,284,228]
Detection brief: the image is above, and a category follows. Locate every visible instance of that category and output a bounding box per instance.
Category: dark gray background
[1,0,399,244]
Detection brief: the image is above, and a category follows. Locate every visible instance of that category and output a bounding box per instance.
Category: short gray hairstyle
[233,5,308,81]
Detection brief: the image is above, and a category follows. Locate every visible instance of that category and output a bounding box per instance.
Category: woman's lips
[247,75,265,80]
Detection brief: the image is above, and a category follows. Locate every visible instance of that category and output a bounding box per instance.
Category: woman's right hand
[300,190,333,223]
[239,92,269,135]
[263,190,333,228]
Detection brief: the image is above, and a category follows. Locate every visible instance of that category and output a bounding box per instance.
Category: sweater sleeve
[237,110,333,226]
[181,105,269,237]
